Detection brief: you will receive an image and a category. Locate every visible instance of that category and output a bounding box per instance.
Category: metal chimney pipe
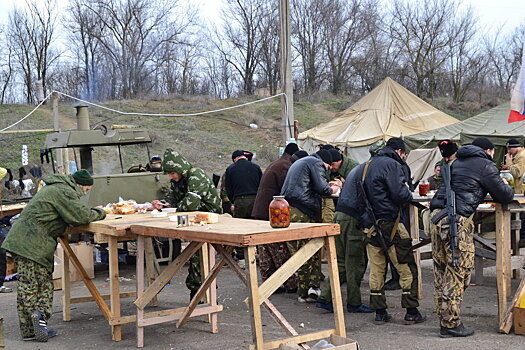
[75,105,93,173]
[75,105,90,131]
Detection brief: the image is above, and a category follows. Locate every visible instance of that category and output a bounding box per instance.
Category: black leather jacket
[337,147,412,228]
[430,145,514,217]
[281,154,332,221]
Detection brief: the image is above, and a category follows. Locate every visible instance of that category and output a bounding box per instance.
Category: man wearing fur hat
[281,149,341,302]
[2,169,106,342]
[501,138,525,194]
[160,149,222,300]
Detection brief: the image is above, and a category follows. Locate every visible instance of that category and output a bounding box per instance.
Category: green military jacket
[329,155,359,181]
[2,174,106,272]
[162,149,222,213]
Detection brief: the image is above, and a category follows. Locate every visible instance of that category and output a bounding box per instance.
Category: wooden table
[0,203,26,218]
[60,213,180,341]
[410,194,525,333]
[131,216,344,349]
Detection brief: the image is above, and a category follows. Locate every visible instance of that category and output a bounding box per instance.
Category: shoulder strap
[361,160,373,182]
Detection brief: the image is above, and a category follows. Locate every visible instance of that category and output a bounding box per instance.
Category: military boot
[439,323,475,338]
[374,310,392,325]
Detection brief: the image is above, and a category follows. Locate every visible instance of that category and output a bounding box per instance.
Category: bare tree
[389,0,458,97]
[258,2,280,95]
[214,0,266,96]
[292,0,325,94]
[353,0,406,93]
[320,0,369,94]
[0,26,15,103]
[82,0,195,99]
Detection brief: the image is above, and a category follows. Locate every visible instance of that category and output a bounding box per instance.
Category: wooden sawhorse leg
[108,236,121,341]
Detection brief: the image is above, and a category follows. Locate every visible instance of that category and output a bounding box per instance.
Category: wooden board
[130,215,339,247]
[0,203,26,218]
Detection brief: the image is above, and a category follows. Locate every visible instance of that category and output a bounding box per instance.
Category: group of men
[1,133,523,342]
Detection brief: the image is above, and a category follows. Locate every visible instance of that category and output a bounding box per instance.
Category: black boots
[439,323,475,338]
[404,311,427,325]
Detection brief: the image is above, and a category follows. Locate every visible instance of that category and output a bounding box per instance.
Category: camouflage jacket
[162,149,222,213]
[329,155,359,181]
[2,174,106,272]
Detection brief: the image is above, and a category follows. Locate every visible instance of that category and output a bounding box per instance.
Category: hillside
[0,94,493,177]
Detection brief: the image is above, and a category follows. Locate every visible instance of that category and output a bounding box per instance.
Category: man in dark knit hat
[2,169,106,342]
[438,139,458,163]
[328,137,425,324]
[430,137,513,337]
[501,138,525,194]
[252,142,299,293]
[281,149,340,303]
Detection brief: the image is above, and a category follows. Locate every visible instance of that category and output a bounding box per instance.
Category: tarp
[298,77,458,162]
[404,103,525,182]
[404,102,525,150]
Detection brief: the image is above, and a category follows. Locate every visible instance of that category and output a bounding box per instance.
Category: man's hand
[505,153,513,165]
[150,200,167,210]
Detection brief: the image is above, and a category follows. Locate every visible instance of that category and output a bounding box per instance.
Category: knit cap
[72,169,93,186]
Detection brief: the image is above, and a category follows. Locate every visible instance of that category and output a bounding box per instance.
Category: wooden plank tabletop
[72,213,176,236]
[130,216,340,247]
[0,203,27,218]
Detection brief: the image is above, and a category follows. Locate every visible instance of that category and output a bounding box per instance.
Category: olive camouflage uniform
[14,255,54,338]
[2,174,106,339]
[162,149,222,295]
[430,210,475,328]
[287,206,319,298]
[258,242,297,290]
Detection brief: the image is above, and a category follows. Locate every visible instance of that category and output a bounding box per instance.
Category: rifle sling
[361,159,401,241]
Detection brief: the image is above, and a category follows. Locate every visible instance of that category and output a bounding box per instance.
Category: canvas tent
[298,77,459,163]
[404,102,525,182]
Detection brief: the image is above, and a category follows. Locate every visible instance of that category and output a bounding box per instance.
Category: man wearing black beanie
[331,137,425,324]
[281,149,340,303]
[501,138,525,194]
[430,137,513,337]
[252,143,300,293]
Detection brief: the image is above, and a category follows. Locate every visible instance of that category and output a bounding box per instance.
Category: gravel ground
[1,260,524,350]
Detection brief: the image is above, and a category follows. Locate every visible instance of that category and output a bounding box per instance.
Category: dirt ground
[1,259,524,350]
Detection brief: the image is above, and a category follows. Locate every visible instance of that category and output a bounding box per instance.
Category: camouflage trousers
[321,198,336,224]
[430,210,475,328]
[287,206,320,298]
[366,221,419,310]
[185,253,202,296]
[319,212,367,307]
[13,254,53,338]
[258,242,298,291]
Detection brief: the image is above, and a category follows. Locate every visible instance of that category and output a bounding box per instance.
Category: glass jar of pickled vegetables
[269,196,290,228]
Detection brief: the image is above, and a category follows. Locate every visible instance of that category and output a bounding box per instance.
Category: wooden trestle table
[130,215,345,349]
[409,194,525,333]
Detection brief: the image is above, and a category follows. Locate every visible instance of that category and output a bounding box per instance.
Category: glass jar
[269,196,290,228]
[500,170,515,189]
[418,179,430,196]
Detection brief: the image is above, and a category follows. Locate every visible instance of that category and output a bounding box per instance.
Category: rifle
[358,178,391,264]
[440,163,459,269]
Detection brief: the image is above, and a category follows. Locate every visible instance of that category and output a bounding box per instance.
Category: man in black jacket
[225,150,262,218]
[350,137,425,324]
[281,149,340,302]
[430,137,513,338]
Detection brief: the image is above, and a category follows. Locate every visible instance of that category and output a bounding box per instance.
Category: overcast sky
[0,0,522,36]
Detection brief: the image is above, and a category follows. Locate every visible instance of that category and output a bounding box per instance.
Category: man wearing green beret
[2,169,106,342]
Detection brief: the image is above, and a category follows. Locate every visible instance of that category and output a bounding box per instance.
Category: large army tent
[298,77,459,162]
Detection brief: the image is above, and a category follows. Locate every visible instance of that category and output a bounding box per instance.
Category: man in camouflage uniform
[281,149,339,302]
[430,137,513,337]
[161,149,222,299]
[2,170,106,342]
